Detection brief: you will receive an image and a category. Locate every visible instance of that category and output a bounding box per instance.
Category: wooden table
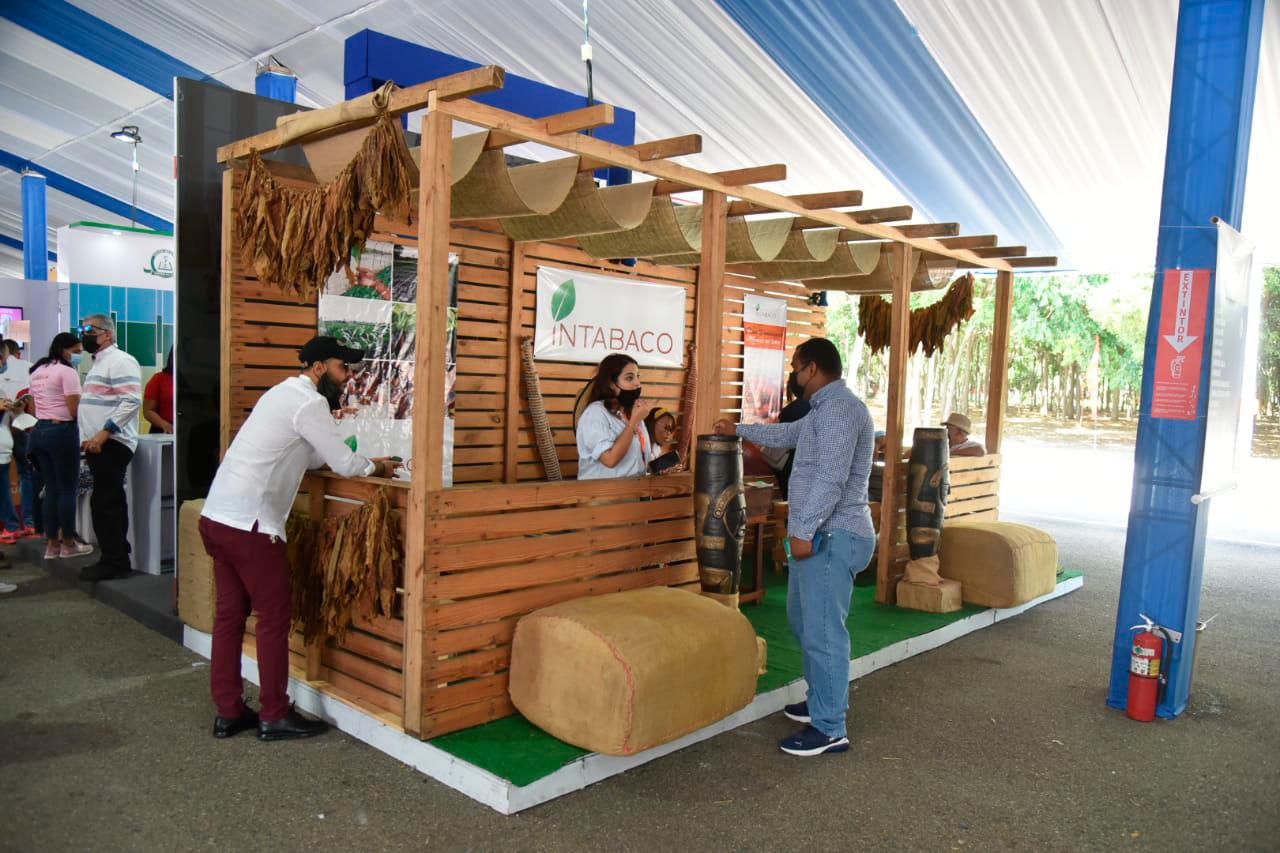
[739,510,770,606]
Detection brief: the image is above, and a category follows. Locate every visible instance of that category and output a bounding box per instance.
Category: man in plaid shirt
[716,337,876,756]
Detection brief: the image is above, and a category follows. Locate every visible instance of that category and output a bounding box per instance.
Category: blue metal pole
[255,68,296,103]
[20,170,48,280]
[1108,0,1264,719]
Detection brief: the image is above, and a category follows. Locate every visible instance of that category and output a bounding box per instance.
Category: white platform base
[184,574,1083,814]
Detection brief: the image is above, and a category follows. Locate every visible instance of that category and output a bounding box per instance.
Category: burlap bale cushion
[177,500,216,633]
[508,587,760,756]
[939,521,1057,608]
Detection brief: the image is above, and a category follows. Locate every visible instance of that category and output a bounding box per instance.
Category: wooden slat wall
[884,453,1002,566]
[419,475,699,736]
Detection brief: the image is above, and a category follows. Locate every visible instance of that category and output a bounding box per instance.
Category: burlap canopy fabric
[501,174,655,242]
[577,199,703,259]
[235,108,417,302]
[647,215,795,266]
[750,240,882,282]
[811,246,957,295]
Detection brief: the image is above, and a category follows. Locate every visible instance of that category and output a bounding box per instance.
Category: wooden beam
[503,243,527,483]
[432,97,1014,271]
[692,190,728,437]
[486,103,614,149]
[219,169,234,458]
[898,223,960,238]
[578,133,703,173]
[937,234,998,249]
[1005,256,1060,268]
[985,269,1015,457]
[217,66,505,163]
[877,243,912,606]
[305,479,327,681]
[727,189,863,216]
[972,245,1027,258]
[792,205,914,230]
[653,164,786,196]
[404,98,453,737]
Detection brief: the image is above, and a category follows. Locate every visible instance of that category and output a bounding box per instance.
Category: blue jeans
[15,451,38,530]
[28,421,80,541]
[788,529,877,738]
[0,460,19,532]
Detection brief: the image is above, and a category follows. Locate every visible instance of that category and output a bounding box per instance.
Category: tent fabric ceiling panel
[896,0,1280,269]
[0,0,1277,277]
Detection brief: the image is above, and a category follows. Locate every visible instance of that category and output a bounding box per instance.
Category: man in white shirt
[77,315,143,582]
[943,412,986,458]
[200,336,398,742]
[2,339,37,535]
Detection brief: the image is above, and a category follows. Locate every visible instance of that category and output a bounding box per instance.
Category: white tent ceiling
[0,0,1276,278]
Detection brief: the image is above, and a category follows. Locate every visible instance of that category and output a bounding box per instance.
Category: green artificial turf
[429,567,1082,788]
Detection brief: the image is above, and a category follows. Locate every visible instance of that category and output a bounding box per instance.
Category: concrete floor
[1,520,1277,852]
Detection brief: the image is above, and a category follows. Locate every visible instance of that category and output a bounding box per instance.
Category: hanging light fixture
[109,125,142,227]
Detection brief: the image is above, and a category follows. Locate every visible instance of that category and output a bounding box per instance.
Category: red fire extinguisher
[1127,614,1171,722]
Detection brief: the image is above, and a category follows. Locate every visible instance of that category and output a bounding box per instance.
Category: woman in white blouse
[574,354,655,480]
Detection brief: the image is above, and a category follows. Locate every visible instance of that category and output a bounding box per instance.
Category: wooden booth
[212,66,1053,740]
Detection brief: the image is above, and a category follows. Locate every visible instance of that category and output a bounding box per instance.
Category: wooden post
[403,96,453,736]
[304,477,326,681]
[219,169,235,458]
[692,190,728,437]
[876,244,912,605]
[502,243,527,483]
[985,269,1014,456]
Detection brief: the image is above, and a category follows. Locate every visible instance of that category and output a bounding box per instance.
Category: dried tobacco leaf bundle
[857,273,975,356]
[235,111,417,303]
[286,487,403,644]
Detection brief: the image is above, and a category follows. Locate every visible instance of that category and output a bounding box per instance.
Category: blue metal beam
[1108,0,1264,719]
[21,171,48,279]
[0,0,211,99]
[0,150,172,233]
[344,30,636,185]
[715,0,1062,260]
[0,233,57,263]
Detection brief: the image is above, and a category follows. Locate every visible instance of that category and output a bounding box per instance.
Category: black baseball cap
[299,335,364,366]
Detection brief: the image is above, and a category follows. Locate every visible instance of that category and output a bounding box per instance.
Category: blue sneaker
[779,725,849,757]
[783,701,810,723]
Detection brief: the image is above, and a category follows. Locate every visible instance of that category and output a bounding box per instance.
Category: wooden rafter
[653,164,786,196]
[578,134,703,172]
[937,234,998,249]
[485,103,614,149]
[973,245,1028,258]
[791,205,914,230]
[728,189,863,216]
[216,66,505,162]
[1006,256,1060,268]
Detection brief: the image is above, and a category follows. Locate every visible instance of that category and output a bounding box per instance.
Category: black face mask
[81,332,101,354]
[787,370,804,400]
[316,373,343,412]
[617,386,642,412]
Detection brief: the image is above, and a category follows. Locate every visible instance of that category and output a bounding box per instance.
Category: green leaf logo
[551,279,576,322]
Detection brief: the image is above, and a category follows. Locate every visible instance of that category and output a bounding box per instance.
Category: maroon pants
[198,516,292,722]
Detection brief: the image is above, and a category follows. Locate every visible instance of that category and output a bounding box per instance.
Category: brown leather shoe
[213,706,260,739]
[257,706,329,741]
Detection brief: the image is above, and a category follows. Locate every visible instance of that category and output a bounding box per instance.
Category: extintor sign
[1151,268,1210,420]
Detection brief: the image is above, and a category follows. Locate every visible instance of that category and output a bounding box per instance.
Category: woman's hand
[627,399,654,428]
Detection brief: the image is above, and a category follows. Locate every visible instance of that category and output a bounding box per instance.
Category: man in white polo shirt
[77,315,142,582]
[200,336,399,742]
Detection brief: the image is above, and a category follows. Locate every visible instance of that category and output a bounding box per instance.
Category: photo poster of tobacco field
[317,242,459,485]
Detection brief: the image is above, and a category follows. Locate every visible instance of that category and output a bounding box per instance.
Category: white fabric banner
[1200,221,1262,495]
[534,265,686,368]
[55,225,174,289]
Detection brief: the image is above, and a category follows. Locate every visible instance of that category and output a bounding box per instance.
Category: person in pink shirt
[27,332,93,560]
